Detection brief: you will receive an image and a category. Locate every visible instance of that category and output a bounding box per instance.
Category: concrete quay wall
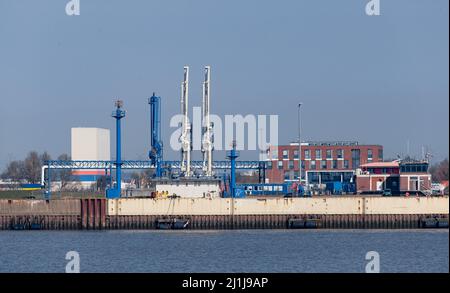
[0,197,447,230]
[107,196,449,216]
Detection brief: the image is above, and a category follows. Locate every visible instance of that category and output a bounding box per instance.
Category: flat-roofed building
[265,141,383,187]
[71,127,111,188]
[355,160,431,195]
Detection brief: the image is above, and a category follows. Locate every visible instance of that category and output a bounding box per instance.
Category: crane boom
[180,66,192,176]
[202,66,213,176]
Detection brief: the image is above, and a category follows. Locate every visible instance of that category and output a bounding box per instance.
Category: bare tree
[1,160,23,180]
[96,176,108,191]
[430,159,449,182]
[23,151,42,184]
[1,160,25,189]
[40,151,52,165]
[1,151,54,185]
[57,154,74,191]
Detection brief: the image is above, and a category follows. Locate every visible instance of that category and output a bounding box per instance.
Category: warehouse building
[265,141,383,189]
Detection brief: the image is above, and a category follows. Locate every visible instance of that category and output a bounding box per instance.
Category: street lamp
[297,103,303,187]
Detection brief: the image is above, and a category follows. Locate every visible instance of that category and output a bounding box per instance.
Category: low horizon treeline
[1,151,70,184]
[1,151,449,184]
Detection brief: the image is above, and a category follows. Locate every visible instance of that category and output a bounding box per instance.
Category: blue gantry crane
[149,93,163,177]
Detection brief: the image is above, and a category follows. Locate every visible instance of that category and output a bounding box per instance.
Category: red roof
[360,161,399,168]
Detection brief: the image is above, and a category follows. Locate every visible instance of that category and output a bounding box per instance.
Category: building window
[368,149,373,160]
[326,149,332,159]
[293,150,299,159]
[315,149,322,160]
[304,149,311,159]
[282,150,289,159]
[351,149,360,169]
[332,160,338,169]
[284,172,290,180]
[278,161,283,169]
[310,160,316,170]
[288,160,294,169]
[378,148,383,160]
[301,160,305,170]
[267,161,273,169]
[309,172,319,184]
[271,148,278,160]
[400,163,428,173]
[321,160,327,169]
[337,149,343,159]
[293,171,299,180]
[344,160,349,169]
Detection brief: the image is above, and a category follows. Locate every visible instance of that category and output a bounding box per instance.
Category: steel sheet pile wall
[0,199,80,215]
[0,199,81,230]
[0,197,448,230]
[80,198,107,230]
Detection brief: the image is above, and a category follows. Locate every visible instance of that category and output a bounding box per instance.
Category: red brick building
[265,141,383,185]
[355,160,431,194]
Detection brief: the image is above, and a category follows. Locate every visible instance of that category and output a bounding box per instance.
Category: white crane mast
[202,66,213,176]
[180,66,192,176]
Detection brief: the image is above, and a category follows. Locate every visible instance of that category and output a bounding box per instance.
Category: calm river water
[0,229,448,273]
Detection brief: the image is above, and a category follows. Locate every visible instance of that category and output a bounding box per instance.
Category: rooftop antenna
[406,140,410,158]
[425,148,433,163]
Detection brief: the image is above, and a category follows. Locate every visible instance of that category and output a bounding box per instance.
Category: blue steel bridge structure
[44,160,265,170]
[43,159,267,199]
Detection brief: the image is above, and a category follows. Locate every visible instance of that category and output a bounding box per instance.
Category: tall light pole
[298,103,303,188]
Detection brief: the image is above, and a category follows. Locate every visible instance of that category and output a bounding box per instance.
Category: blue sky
[0,0,448,168]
